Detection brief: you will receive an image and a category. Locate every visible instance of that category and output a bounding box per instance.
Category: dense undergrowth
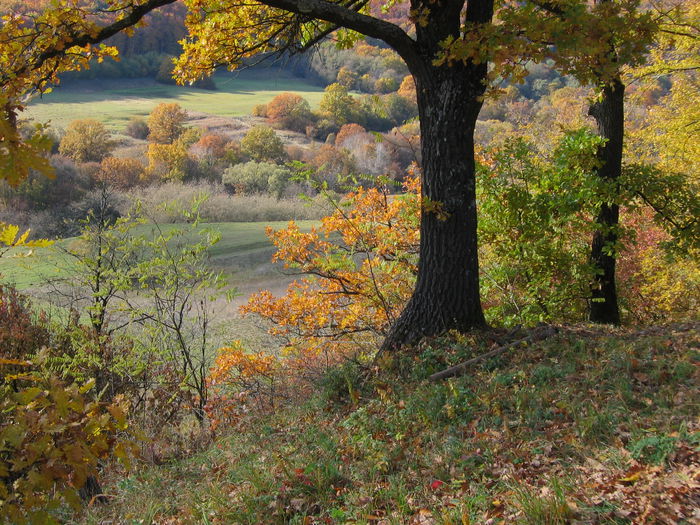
[80,323,699,525]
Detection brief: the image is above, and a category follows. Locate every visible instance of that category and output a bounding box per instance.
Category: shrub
[374,76,399,94]
[359,73,375,93]
[307,118,340,141]
[97,157,145,189]
[240,125,286,162]
[191,133,229,160]
[0,285,50,361]
[335,123,367,147]
[341,134,399,177]
[383,93,418,125]
[0,367,133,525]
[336,66,358,89]
[148,102,187,144]
[124,117,150,140]
[266,93,314,132]
[251,103,268,117]
[397,75,416,102]
[146,141,192,181]
[478,134,602,325]
[189,133,231,180]
[618,209,700,324]
[118,182,327,223]
[353,95,415,131]
[222,160,291,197]
[310,144,357,190]
[0,155,93,233]
[242,178,420,368]
[58,119,115,163]
[178,126,203,147]
[319,83,357,126]
[206,341,280,429]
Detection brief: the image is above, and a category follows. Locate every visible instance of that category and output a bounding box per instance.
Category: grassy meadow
[25,69,325,130]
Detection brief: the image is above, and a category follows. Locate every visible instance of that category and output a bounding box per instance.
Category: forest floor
[78,322,699,524]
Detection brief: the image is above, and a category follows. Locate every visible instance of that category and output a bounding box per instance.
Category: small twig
[429,325,558,382]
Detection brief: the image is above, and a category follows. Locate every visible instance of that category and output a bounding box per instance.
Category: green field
[0,220,316,290]
[25,69,325,130]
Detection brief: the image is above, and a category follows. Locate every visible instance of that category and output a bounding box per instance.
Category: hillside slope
[82,323,699,525]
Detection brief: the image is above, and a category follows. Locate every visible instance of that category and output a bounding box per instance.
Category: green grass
[25,69,325,130]
[0,220,316,290]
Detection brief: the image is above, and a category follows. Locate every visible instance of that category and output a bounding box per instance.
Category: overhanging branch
[259,0,422,74]
[15,0,179,81]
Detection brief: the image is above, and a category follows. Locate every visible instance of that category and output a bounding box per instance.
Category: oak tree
[172,0,656,346]
[511,0,657,324]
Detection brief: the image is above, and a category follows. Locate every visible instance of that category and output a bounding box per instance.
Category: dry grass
[118,182,330,223]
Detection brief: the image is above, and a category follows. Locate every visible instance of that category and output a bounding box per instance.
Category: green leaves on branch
[621,163,700,255]
[478,131,606,324]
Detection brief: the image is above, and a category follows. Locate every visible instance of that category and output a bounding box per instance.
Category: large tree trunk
[588,78,624,325]
[381,61,487,351]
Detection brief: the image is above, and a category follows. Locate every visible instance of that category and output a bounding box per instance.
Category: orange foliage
[97,157,145,189]
[397,75,416,102]
[618,208,700,324]
[242,177,421,361]
[209,341,278,385]
[266,92,303,120]
[265,92,313,132]
[206,341,280,430]
[205,178,421,427]
[335,123,367,147]
[191,133,228,159]
[310,144,357,185]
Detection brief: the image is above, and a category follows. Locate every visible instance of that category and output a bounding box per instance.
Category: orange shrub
[265,92,313,132]
[335,123,367,147]
[309,144,357,190]
[97,157,145,189]
[206,341,280,430]
[242,177,420,364]
[191,133,229,160]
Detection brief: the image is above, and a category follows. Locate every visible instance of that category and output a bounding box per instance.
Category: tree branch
[17,0,178,79]
[259,0,422,74]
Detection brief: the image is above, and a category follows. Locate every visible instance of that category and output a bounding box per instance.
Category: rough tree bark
[588,77,624,325]
[379,0,492,350]
[380,62,488,350]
